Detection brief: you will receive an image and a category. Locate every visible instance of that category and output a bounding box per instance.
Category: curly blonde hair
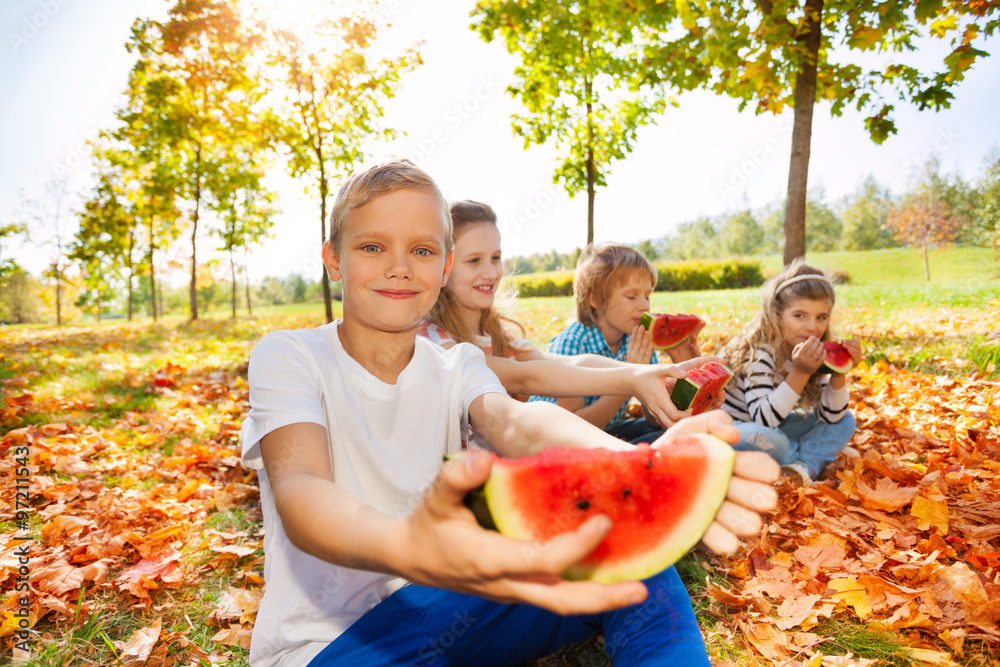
[721,259,837,410]
[426,200,525,357]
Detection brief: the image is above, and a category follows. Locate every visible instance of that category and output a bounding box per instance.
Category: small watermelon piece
[465,436,734,583]
[669,361,734,415]
[639,312,703,350]
[821,341,854,374]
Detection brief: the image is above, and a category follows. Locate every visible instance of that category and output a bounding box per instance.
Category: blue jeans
[732,411,856,479]
[307,566,709,666]
[605,417,664,446]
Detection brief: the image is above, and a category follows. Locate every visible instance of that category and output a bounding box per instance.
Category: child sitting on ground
[241,158,779,666]
[530,242,709,443]
[419,199,694,429]
[719,259,862,484]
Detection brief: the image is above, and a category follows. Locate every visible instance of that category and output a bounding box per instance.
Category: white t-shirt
[240,321,506,667]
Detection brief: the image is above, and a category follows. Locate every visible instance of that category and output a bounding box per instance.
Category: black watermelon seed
[622,488,631,499]
[575,499,591,510]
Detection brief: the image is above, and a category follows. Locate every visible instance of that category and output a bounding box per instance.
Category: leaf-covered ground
[1,306,997,666]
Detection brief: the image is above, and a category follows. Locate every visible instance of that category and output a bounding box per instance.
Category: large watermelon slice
[639,312,704,350]
[821,341,854,374]
[465,436,734,583]
[669,361,734,415]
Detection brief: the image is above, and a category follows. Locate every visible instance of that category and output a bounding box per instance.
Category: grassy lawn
[2,248,997,666]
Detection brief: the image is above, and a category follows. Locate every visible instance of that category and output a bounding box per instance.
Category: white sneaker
[840,446,860,459]
[780,462,812,486]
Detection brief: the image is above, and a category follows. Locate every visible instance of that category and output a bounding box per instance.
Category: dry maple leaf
[115,618,161,666]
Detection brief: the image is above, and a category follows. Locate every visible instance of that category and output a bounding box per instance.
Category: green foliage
[654,259,764,291]
[0,269,45,324]
[503,270,575,298]
[503,259,763,296]
[472,0,673,243]
[840,176,898,251]
[640,0,997,261]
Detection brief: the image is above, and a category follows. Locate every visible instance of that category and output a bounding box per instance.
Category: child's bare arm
[261,423,404,571]
[262,422,647,615]
[485,356,688,427]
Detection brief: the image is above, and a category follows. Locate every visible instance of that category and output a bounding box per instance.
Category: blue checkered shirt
[528,321,658,429]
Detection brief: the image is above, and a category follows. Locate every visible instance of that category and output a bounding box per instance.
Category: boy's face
[324,189,452,334]
[592,272,653,343]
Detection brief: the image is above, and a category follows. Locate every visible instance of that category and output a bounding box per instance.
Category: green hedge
[503,259,763,297]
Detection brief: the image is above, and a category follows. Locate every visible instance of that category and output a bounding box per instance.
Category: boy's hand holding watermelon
[392,411,778,615]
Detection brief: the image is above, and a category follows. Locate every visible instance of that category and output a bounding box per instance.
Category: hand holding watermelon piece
[821,341,855,374]
[669,360,734,415]
[639,312,704,351]
[459,412,780,584]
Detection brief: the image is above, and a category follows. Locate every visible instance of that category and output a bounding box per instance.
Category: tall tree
[840,175,896,251]
[210,160,278,318]
[804,188,843,252]
[644,0,998,264]
[472,0,671,245]
[972,147,1000,253]
[267,10,420,322]
[887,162,967,280]
[70,167,135,322]
[128,0,264,321]
[17,177,74,325]
[720,209,765,256]
[0,218,27,280]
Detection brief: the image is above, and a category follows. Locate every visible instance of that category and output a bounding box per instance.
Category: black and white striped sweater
[722,346,850,427]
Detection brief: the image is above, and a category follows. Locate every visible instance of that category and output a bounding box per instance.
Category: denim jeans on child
[732,411,856,479]
[307,566,710,667]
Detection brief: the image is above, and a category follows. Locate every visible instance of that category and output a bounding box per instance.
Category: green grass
[758,246,998,284]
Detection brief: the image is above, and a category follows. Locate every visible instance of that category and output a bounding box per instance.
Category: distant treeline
[505,157,999,275]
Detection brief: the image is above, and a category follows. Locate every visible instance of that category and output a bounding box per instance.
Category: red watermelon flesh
[669,361,734,415]
[639,312,703,350]
[469,436,734,583]
[821,341,854,374]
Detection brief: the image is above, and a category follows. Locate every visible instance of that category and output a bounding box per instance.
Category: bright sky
[2,0,998,283]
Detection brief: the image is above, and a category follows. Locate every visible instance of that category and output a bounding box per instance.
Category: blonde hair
[328,158,452,255]
[574,243,658,327]
[721,258,837,409]
[427,200,525,357]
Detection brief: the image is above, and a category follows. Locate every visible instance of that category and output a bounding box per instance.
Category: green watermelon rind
[670,362,734,413]
[639,312,696,351]
[480,436,735,584]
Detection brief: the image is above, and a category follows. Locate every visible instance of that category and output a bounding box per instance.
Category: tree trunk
[230,247,237,319]
[127,233,135,322]
[244,245,252,316]
[782,0,824,266]
[923,243,930,281]
[585,77,595,246]
[149,214,158,321]
[54,261,63,326]
[319,170,333,323]
[190,153,202,321]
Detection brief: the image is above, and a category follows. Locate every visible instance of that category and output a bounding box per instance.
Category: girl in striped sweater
[720,260,862,483]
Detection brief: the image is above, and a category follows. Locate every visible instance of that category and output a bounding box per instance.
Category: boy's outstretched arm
[261,421,648,615]
[484,355,690,427]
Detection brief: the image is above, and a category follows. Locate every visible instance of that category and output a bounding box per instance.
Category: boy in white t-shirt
[241,158,780,667]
